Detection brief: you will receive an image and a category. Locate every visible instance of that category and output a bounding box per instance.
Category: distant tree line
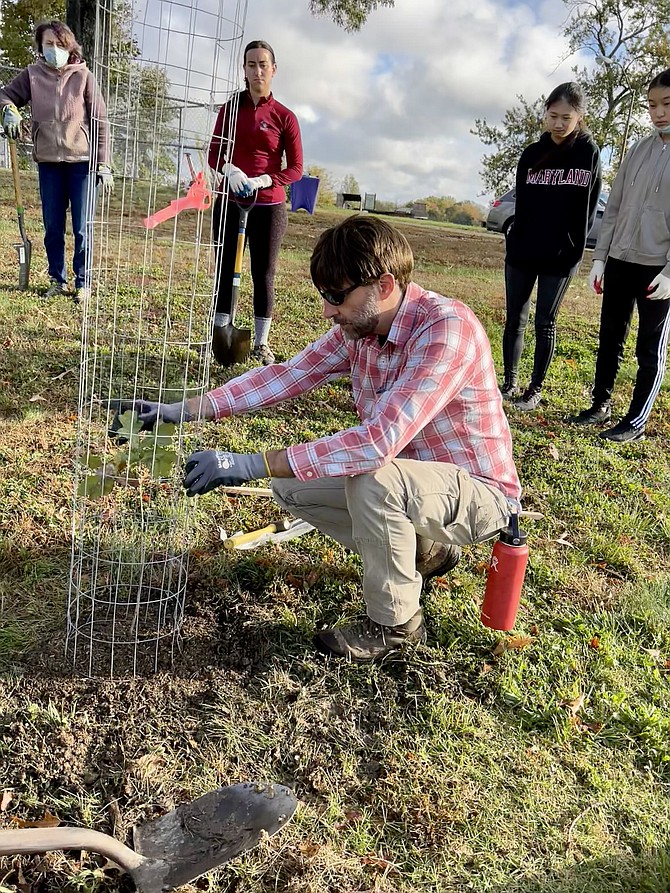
[305,167,485,226]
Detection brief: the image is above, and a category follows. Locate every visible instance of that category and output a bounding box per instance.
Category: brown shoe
[416,541,461,584]
[314,611,426,661]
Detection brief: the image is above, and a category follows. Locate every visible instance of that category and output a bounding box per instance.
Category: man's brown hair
[310,215,414,293]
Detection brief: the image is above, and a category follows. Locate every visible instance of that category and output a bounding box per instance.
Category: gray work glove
[183,450,267,497]
[97,163,114,195]
[2,104,22,140]
[134,400,194,428]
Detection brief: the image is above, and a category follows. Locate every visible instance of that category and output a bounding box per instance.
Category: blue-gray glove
[2,104,22,140]
[183,450,267,497]
[134,400,193,428]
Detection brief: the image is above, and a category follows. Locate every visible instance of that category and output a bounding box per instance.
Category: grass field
[1,168,670,893]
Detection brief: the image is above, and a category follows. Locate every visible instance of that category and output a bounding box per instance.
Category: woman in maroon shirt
[208,40,303,364]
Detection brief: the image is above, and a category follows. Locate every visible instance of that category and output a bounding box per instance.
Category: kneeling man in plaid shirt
[137,215,522,661]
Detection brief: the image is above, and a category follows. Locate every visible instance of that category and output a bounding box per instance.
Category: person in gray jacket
[0,20,111,304]
[570,68,670,441]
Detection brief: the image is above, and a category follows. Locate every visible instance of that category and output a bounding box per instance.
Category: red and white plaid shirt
[206,282,522,499]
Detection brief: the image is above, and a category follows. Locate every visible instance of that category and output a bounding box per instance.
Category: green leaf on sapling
[153,422,176,447]
[84,455,103,470]
[115,411,144,441]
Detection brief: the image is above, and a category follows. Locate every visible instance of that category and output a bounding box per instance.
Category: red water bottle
[480,514,528,631]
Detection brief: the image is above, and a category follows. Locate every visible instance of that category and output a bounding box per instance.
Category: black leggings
[212,196,288,317]
[502,262,573,388]
[592,257,670,427]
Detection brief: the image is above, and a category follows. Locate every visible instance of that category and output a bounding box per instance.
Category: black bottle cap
[499,525,528,546]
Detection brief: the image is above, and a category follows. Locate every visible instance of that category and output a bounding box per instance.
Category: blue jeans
[38,162,92,288]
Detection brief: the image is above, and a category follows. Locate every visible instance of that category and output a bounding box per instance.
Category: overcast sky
[239,0,590,205]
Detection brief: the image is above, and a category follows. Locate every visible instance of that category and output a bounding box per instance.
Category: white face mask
[654,122,670,134]
[43,45,70,68]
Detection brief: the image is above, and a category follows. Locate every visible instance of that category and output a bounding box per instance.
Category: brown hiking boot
[416,541,461,585]
[314,610,426,661]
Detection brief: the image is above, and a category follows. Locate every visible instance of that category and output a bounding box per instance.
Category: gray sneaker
[43,280,66,299]
[314,610,426,661]
[515,386,542,412]
[499,380,519,401]
[250,344,275,365]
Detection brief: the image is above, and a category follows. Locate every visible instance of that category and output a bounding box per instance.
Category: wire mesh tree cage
[67,0,248,676]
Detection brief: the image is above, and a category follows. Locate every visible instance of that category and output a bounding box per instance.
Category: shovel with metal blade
[0,781,297,893]
[8,139,32,290]
[212,194,258,367]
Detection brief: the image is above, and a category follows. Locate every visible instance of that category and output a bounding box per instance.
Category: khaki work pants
[272,459,510,627]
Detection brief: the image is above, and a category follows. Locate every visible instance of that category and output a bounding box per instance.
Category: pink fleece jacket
[0,58,109,164]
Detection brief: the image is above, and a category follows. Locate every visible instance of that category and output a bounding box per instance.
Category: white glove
[223,162,252,198]
[646,271,670,301]
[247,174,272,191]
[96,163,114,195]
[589,260,605,295]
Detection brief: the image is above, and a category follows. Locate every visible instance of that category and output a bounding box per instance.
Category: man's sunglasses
[316,279,375,306]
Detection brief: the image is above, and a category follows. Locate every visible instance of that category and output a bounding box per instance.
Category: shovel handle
[0,827,145,872]
[9,140,23,212]
[224,522,277,549]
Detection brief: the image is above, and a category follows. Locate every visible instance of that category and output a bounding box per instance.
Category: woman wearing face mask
[208,39,303,365]
[0,20,111,304]
[500,82,602,411]
[570,68,670,442]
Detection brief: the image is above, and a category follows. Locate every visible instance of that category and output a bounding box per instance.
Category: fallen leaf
[492,640,506,656]
[480,662,494,674]
[474,561,490,575]
[529,624,540,636]
[589,636,600,649]
[298,840,321,857]
[548,444,560,461]
[344,808,363,822]
[581,721,603,733]
[562,693,585,716]
[11,810,60,828]
[2,337,13,348]
[0,790,13,812]
[361,854,398,872]
[29,394,46,402]
[507,635,534,650]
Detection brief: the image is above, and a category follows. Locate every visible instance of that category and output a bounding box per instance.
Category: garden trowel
[0,781,297,893]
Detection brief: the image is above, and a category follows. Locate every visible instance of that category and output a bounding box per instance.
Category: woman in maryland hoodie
[571,68,670,442]
[501,82,602,411]
[0,20,110,304]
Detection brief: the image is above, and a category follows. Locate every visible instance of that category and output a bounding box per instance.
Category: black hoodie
[505,130,602,275]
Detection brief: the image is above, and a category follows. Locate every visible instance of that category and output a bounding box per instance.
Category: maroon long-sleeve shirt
[208,89,303,205]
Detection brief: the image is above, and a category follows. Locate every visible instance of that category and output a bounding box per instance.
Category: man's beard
[334,293,379,340]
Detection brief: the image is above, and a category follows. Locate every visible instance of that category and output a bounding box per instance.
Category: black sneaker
[514,385,542,412]
[499,381,519,401]
[314,611,426,661]
[599,419,645,442]
[416,542,461,585]
[250,344,275,365]
[569,402,611,426]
